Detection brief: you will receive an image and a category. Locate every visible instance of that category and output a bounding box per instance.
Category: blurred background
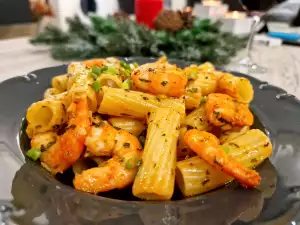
[0,0,300,39]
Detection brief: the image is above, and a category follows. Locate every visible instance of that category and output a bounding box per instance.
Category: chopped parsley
[120,61,131,70]
[26,148,41,161]
[200,97,207,105]
[92,81,101,92]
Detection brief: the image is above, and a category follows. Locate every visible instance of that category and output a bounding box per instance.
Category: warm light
[225,11,246,19]
[202,0,222,6]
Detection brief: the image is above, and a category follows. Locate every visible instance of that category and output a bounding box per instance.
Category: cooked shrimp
[131,62,187,97]
[184,129,261,188]
[83,58,105,68]
[205,93,253,128]
[73,129,142,193]
[40,97,90,174]
[84,121,118,157]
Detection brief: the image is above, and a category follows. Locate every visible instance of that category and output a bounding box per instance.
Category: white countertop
[1,37,299,98]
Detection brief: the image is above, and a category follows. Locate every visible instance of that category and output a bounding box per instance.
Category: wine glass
[236,0,277,73]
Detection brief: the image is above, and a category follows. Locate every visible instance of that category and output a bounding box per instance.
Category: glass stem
[245,16,261,59]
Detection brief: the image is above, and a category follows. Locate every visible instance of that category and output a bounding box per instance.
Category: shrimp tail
[184,129,261,188]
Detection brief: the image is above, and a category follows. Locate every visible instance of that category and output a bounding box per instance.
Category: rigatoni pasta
[219,126,249,144]
[26,99,66,133]
[108,117,146,137]
[132,108,180,200]
[176,129,272,196]
[184,104,210,131]
[44,88,61,99]
[52,74,69,92]
[98,87,185,123]
[192,72,217,96]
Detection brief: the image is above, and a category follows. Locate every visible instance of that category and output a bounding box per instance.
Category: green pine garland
[30,14,246,65]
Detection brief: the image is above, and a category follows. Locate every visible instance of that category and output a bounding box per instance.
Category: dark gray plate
[0,57,299,225]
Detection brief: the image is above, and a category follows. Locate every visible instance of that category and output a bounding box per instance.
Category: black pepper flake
[113,126,121,130]
[119,157,125,163]
[264,142,270,147]
[251,158,258,163]
[161,81,168,86]
[191,88,198,93]
[95,121,106,127]
[205,76,208,79]
[40,145,46,152]
[162,133,166,136]
[139,78,151,83]
[202,179,210,186]
[148,68,156,73]
[123,143,130,148]
[206,170,210,175]
[156,97,161,102]
[153,163,157,168]
[143,97,149,100]
[229,143,240,148]
[46,141,56,149]
[188,78,195,82]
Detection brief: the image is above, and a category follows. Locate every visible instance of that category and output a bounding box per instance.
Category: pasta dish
[25,57,272,200]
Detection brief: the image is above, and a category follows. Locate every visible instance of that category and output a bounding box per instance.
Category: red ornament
[135,0,163,29]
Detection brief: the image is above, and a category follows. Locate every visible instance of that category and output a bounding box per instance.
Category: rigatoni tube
[98,87,185,123]
[176,129,272,197]
[132,108,180,200]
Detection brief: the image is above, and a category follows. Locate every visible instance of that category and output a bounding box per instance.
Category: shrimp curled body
[131,62,187,97]
[74,124,143,193]
[40,97,90,174]
[205,93,254,128]
[184,129,261,188]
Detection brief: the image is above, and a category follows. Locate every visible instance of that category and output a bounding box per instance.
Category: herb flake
[92,81,101,92]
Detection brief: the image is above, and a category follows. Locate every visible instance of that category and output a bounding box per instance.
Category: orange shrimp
[205,93,254,127]
[84,121,118,157]
[83,58,105,68]
[74,130,142,193]
[131,62,187,97]
[184,129,261,188]
[40,97,90,174]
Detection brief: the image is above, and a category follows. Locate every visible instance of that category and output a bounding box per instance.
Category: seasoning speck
[123,143,130,148]
[161,81,168,86]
